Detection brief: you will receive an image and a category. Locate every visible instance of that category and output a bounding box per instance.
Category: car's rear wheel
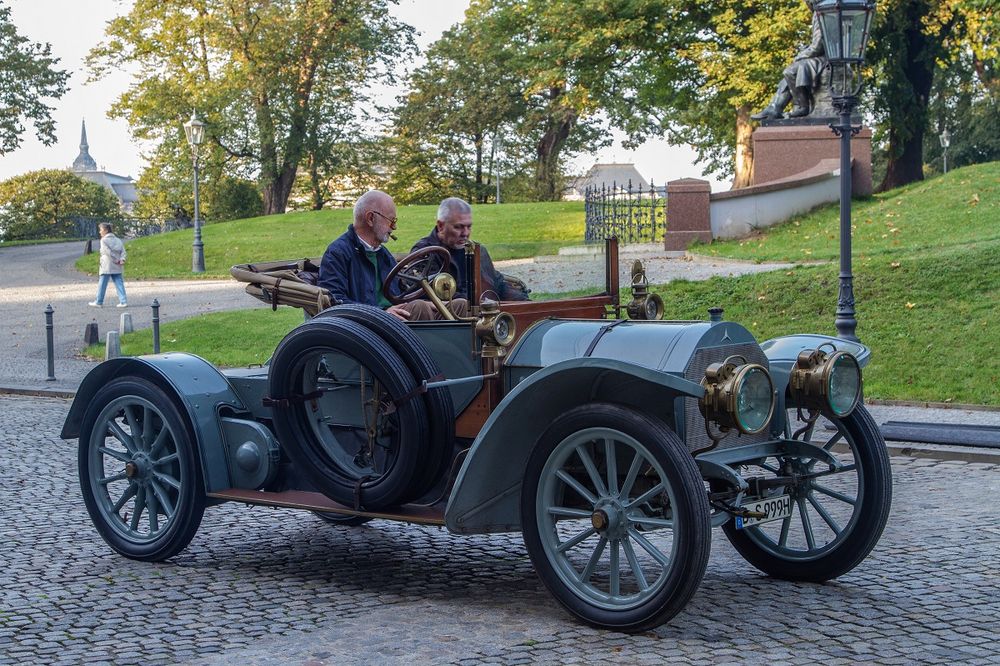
[521,403,710,632]
[78,377,205,561]
[269,318,430,509]
[722,405,892,581]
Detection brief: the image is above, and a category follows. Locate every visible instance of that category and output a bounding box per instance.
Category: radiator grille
[683,343,771,453]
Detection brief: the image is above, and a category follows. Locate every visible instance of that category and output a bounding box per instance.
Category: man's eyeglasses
[370,210,397,226]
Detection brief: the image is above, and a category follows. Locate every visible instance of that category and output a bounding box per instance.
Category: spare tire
[315,304,455,500]
[268,317,429,509]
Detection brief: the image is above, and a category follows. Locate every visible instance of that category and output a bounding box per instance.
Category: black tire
[315,304,455,499]
[269,318,429,509]
[312,511,373,526]
[521,403,710,632]
[78,377,205,561]
[722,405,892,582]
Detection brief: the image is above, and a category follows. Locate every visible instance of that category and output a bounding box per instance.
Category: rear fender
[60,354,246,492]
[445,358,704,534]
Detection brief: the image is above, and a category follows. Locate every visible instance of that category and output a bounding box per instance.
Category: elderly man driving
[411,197,529,302]
[318,190,468,321]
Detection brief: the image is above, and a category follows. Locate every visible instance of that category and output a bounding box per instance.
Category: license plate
[735,494,792,529]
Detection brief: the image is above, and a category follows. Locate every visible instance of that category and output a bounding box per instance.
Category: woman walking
[88,222,128,307]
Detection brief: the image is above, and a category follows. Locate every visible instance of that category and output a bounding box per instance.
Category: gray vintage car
[62,239,891,631]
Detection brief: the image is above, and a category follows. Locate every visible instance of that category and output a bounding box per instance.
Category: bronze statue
[752,0,832,120]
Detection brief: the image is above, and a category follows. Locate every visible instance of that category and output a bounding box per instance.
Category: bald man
[318,190,468,321]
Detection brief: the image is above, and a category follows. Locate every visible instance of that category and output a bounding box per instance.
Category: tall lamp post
[815,0,875,343]
[183,111,206,273]
[939,128,951,174]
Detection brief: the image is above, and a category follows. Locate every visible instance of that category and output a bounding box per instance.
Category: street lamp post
[939,128,951,174]
[183,111,206,273]
[815,0,875,343]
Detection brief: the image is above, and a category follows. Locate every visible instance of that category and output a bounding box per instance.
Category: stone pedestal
[752,124,873,197]
[664,179,713,251]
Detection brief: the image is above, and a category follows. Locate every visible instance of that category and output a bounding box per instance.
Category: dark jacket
[318,225,399,306]
[411,228,528,301]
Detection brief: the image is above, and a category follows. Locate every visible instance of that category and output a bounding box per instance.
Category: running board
[207,488,447,526]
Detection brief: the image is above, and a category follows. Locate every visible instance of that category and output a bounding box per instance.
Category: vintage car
[61,239,892,632]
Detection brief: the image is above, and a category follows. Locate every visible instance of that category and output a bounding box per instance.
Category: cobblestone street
[2,395,998,665]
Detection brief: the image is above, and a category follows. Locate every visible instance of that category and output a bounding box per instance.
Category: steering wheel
[383,246,452,304]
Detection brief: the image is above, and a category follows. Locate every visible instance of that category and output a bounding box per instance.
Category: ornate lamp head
[815,0,875,98]
[183,111,206,148]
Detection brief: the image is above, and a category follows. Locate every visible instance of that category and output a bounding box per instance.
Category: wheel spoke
[148,427,170,459]
[807,493,842,534]
[98,446,131,463]
[619,451,643,498]
[628,515,673,530]
[147,489,159,533]
[153,452,179,468]
[547,506,592,519]
[604,439,618,496]
[579,536,608,584]
[777,515,791,547]
[575,445,608,497]
[152,471,181,491]
[123,405,143,446]
[823,431,844,451]
[628,527,670,568]
[797,497,816,550]
[556,526,597,554]
[609,539,621,597]
[624,482,665,510]
[130,486,146,531]
[107,419,136,454]
[112,482,138,513]
[621,537,650,591]
[142,406,154,450]
[99,472,128,485]
[813,483,857,506]
[149,479,176,518]
[555,470,598,506]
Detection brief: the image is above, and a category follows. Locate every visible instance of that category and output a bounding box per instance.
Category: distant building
[563,163,654,200]
[70,120,139,213]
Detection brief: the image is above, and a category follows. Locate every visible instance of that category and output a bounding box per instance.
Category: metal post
[151,298,161,354]
[943,147,948,174]
[495,134,501,204]
[192,152,205,272]
[832,97,859,342]
[44,304,56,381]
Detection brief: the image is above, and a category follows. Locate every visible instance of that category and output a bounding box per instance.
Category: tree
[89,0,414,215]
[0,170,120,241]
[0,2,69,155]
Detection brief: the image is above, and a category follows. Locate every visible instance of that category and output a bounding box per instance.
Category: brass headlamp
[475,299,516,357]
[626,260,664,320]
[699,356,775,435]
[788,346,861,417]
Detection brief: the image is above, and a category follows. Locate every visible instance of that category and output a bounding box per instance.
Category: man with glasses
[318,190,467,320]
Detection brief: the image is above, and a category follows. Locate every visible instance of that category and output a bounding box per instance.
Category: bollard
[45,304,56,381]
[84,321,100,346]
[119,312,134,334]
[151,298,160,354]
[105,331,121,361]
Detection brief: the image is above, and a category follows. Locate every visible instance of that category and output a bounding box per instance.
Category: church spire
[72,119,98,172]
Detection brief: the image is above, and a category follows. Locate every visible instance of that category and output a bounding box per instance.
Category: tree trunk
[731,105,754,189]
[309,155,324,210]
[535,95,576,201]
[878,3,938,192]
[474,132,485,203]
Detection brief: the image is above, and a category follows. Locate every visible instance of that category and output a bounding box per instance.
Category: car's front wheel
[78,377,205,561]
[521,403,710,632]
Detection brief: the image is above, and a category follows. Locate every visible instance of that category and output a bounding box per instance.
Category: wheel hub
[125,454,152,481]
[591,500,628,540]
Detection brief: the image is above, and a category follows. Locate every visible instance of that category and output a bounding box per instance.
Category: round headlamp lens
[827,352,861,416]
[735,366,774,434]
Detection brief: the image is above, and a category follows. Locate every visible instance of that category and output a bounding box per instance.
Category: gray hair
[436,197,471,223]
[98,222,113,234]
[353,190,391,225]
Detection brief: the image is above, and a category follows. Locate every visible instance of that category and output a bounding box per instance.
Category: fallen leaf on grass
[905,302,915,309]
[890,261,901,269]
[970,193,980,206]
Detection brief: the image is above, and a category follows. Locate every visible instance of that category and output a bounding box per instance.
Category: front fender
[444,357,704,535]
[61,353,246,492]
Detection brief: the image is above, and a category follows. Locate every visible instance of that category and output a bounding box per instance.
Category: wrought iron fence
[65,215,192,240]
[584,181,666,244]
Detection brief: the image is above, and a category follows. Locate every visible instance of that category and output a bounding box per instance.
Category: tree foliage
[89,0,414,215]
[0,2,69,155]
[0,170,120,241]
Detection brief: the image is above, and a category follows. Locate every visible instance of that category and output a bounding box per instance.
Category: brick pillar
[664,179,713,252]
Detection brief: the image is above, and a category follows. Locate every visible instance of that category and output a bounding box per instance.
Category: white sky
[1,0,727,190]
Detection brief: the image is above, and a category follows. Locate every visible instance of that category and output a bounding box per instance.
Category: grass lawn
[75,201,585,279]
[87,162,1000,405]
